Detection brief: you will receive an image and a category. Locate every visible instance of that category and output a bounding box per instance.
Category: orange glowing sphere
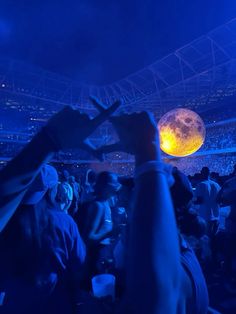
[158,108,206,157]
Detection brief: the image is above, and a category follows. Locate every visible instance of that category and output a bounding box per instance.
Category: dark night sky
[0,0,236,85]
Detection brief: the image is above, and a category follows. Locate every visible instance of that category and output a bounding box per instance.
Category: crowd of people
[0,98,236,314]
[171,154,236,177]
[203,123,236,151]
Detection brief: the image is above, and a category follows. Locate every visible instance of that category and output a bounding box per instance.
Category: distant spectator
[68,175,81,216]
[80,169,97,202]
[195,167,221,236]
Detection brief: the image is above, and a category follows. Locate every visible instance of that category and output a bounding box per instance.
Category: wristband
[135,161,165,177]
[135,161,175,187]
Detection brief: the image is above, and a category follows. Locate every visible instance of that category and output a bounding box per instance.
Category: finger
[97,142,124,154]
[91,100,121,127]
[81,140,104,161]
[89,96,106,112]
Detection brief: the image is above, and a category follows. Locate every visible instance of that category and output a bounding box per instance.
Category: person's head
[62,169,70,182]
[14,165,59,264]
[85,169,97,186]
[94,171,121,200]
[23,164,59,207]
[201,167,210,180]
[56,181,73,213]
[69,175,76,184]
[170,168,193,213]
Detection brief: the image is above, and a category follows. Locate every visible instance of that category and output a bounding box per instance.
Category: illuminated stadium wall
[1,19,236,176]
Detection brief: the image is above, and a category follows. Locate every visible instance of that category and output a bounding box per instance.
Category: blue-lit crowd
[0,100,236,314]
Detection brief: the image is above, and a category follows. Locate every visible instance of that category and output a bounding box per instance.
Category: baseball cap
[23,164,58,205]
[94,171,122,195]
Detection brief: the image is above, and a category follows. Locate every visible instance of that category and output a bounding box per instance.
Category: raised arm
[0,101,120,232]
[0,129,55,232]
[128,139,180,313]
[96,109,181,314]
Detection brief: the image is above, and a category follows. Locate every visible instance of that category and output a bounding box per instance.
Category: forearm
[89,225,113,242]
[0,129,55,232]
[127,150,180,313]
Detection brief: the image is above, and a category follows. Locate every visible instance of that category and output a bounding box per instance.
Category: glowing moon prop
[158,108,206,157]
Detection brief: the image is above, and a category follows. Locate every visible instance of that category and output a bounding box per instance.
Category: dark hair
[85,169,97,185]
[201,167,210,177]
[178,211,207,238]
[0,195,58,282]
[118,176,135,190]
[170,169,193,211]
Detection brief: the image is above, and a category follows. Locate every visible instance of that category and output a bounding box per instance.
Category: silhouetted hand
[90,96,161,160]
[43,100,121,157]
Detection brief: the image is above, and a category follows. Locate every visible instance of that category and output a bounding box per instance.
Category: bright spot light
[160,130,176,151]
[158,108,206,157]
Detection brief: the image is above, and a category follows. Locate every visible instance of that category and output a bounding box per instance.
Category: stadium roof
[1,18,236,114]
